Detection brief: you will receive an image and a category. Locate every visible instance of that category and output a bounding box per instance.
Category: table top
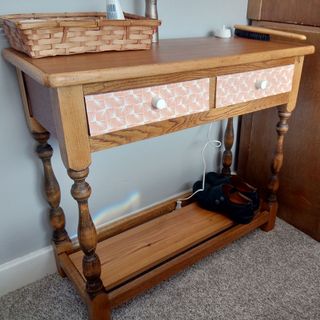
[2,37,314,87]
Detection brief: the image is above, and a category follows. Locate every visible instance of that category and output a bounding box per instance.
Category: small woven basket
[1,12,161,58]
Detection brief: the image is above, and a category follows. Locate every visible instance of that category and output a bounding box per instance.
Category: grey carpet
[1,218,319,320]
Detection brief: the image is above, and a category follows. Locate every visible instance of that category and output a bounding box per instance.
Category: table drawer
[85,78,210,136]
[216,64,295,108]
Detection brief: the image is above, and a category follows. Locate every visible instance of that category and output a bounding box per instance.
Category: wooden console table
[3,37,314,319]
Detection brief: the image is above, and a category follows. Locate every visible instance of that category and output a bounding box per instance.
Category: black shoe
[193,181,255,224]
[205,172,260,211]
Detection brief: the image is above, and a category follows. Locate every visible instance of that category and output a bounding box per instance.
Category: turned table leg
[68,168,110,320]
[222,118,234,175]
[33,132,71,275]
[262,107,291,232]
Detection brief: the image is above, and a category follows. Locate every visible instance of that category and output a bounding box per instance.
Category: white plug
[175,200,182,210]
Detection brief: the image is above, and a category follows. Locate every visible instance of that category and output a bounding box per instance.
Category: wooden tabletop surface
[2,37,315,87]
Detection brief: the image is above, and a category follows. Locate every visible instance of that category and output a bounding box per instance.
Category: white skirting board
[0,246,56,297]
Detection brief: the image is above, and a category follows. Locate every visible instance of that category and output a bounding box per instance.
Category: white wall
[0,0,248,266]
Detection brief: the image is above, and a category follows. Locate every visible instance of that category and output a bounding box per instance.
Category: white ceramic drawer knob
[255,79,269,90]
[152,96,167,110]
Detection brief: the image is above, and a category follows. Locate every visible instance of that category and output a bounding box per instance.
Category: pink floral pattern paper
[216,65,294,108]
[85,78,210,136]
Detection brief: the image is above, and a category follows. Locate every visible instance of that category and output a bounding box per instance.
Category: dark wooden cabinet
[247,0,320,28]
[238,0,320,241]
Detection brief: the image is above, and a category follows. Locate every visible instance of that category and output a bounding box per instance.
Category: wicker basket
[0,12,161,58]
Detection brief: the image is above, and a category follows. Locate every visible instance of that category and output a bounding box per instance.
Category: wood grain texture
[264,107,291,233]
[238,20,320,241]
[247,0,263,20]
[267,108,291,203]
[59,253,89,304]
[107,211,269,307]
[261,201,278,232]
[61,209,269,309]
[16,69,46,133]
[68,168,105,297]
[6,33,315,320]
[83,58,295,95]
[70,203,235,290]
[33,132,72,275]
[69,192,193,254]
[24,74,57,136]
[88,293,111,320]
[36,138,71,246]
[247,0,320,27]
[50,85,91,170]
[209,77,216,109]
[286,56,304,112]
[222,118,234,175]
[59,253,111,320]
[2,38,314,87]
[90,92,290,151]
[95,193,192,245]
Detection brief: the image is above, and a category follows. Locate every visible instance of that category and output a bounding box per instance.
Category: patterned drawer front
[85,78,210,136]
[216,64,295,108]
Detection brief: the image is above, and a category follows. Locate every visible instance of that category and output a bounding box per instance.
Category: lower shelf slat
[69,203,235,290]
[108,210,269,307]
[63,203,269,308]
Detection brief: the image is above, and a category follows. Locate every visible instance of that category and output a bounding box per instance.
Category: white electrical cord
[176,123,222,210]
